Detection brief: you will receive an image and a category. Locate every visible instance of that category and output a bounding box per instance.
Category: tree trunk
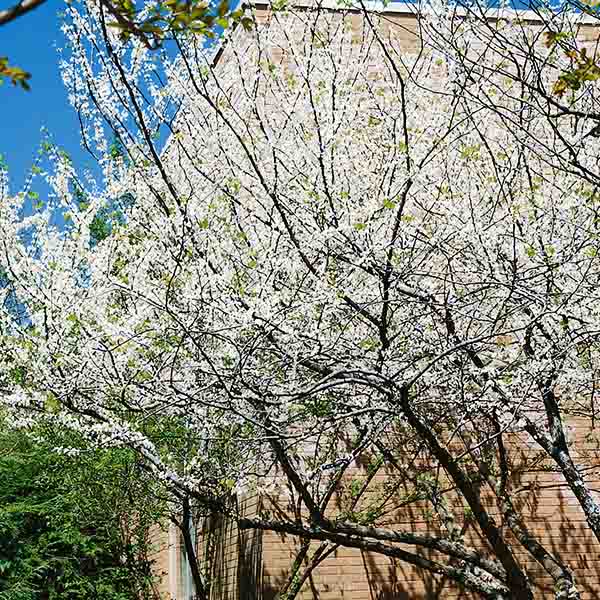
[398,387,533,600]
[175,497,209,600]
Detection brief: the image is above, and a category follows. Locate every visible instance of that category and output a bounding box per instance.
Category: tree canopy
[2,1,600,598]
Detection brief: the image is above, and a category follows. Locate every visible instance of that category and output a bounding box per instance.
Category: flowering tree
[2,1,600,598]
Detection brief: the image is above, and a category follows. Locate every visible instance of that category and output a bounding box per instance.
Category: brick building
[151,2,600,599]
[155,425,600,599]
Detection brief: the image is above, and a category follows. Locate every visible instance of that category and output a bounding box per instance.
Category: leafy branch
[0,0,252,90]
[0,56,30,89]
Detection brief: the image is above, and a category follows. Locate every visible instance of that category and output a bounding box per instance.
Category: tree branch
[0,0,46,26]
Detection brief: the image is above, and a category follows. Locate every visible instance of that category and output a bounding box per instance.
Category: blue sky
[1,0,91,193]
[0,0,234,195]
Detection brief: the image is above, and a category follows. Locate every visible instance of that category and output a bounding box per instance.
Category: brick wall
[153,423,600,598]
[181,423,600,600]
[154,3,600,599]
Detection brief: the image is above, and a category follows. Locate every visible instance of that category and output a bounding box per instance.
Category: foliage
[0,56,30,90]
[0,0,252,90]
[104,0,253,46]
[544,32,600,96]
[0,424,164,600]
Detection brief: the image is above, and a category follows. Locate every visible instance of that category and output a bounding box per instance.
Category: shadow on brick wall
[203,429,600,599]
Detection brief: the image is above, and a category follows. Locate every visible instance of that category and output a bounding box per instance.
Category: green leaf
[0,56,31,90]
[459,144,480,160]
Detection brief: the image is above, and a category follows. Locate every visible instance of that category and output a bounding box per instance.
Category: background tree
[0,419,166,599]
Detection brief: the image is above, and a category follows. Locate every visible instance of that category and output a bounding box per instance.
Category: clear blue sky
[1,0,92,193]
[0,0,236,195]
